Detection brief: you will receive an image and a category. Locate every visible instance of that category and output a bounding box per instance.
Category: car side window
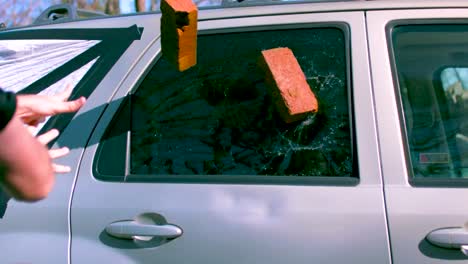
[96,25,355,183]
[392,24,468,180]
[0,39,99,132]
[0,40,99,93]
[0,26,142,137]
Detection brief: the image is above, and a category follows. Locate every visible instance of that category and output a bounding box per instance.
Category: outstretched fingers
[50,148,72,173]
[37,130,73,173]
[49,147,72,173]
[53,85,86,114]
[52,96,86,115]
[52,164,71,173]
[36,129,59,145]
[49,147,69,159]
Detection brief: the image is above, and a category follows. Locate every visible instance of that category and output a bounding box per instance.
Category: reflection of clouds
[72,236,134,263]
[212,188,285,225]
[0,40,99,93]
[0,232,69,263]
[0,232,133,263]
[0,39,99,135]
[30,59,98,135]
[0,48,16,61]
[442,68,468,91]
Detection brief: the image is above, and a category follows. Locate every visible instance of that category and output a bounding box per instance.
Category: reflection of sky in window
[0,40,99,92]
[441,68,468,91]
[457,68,468,88]
[32,58,98,135]
[0,39,99,134]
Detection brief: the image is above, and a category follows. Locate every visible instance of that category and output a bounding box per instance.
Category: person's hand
[15,86,86,126]
[36,129,71,173]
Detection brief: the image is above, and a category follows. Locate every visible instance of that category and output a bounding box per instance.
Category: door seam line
[364,10,394,264]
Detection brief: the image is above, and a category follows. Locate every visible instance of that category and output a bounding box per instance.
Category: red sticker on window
[419,153,450,164]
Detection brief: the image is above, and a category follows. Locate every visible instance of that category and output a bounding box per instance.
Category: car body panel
[0,1,467,263]
[0,14,159,264]
[367,8,468,264]
[70,10,390,264]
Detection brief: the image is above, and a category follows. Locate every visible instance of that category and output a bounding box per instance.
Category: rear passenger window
[0,40,99,133]
[0,40,98,94]
[97,26,355,182]
[0,26,142,138]
[392,24,468,180]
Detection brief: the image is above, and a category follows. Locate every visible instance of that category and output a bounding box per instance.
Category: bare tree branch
[0,0,226,27]
[135,0,146,12]
[105,0,120,15]
[150,0,157,11]
[2,0,42,27]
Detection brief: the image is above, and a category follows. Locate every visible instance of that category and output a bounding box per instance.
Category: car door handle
[105,220,183,240]
[426,227,468,256]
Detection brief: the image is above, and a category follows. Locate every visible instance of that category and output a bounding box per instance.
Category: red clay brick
[258,47,318,123]
[160,0,197,72]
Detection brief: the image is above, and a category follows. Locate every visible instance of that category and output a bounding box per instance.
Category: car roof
[4,0,468,31]
[199,0,468,20]
[216,0,468,9]
[106,0,468,22]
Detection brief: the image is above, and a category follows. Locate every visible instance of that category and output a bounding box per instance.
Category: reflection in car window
[0,40,99,133]
[122,27,353,178]
[392,25,468,179]
[0,40,99,93]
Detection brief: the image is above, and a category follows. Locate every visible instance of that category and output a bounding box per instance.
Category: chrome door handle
[106,220,183,240]
[426,227,468,256]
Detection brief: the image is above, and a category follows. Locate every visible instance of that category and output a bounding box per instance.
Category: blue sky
[0,0,225,27]
[119,0,174,13]
[119,0,136,13]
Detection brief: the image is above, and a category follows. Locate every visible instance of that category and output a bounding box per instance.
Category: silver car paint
[367,8,468,264]
[1,1,467,263]
[70,10,390,264]
[0,14,161,264]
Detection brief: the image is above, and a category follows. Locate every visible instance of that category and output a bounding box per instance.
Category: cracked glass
[129,27,352,177]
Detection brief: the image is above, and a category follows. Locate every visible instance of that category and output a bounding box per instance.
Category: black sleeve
[0,89,17,132]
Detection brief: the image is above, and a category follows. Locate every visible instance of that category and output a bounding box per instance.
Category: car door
[367,8,468,264]
[0,16,146,264]
[71,8,391,264]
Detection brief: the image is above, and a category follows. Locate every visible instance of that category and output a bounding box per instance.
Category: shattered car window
[130,27,352,177]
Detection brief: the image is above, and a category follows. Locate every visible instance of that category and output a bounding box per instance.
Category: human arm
[0,115,54,201]
[0,87,86,201]
[15,86,86,126]
[15,86,86,173]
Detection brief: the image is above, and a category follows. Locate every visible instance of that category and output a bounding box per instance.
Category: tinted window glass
[123,26,353,179]
[392,24,468,179]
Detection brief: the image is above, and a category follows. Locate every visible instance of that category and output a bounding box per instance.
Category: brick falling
[258,47,318,123]
[160,0,198,71]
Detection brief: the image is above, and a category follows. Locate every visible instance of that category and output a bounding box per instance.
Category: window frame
[387,19,468,187]
[94,21,359,186]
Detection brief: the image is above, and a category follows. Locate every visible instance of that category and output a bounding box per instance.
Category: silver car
[0,0,468,263]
